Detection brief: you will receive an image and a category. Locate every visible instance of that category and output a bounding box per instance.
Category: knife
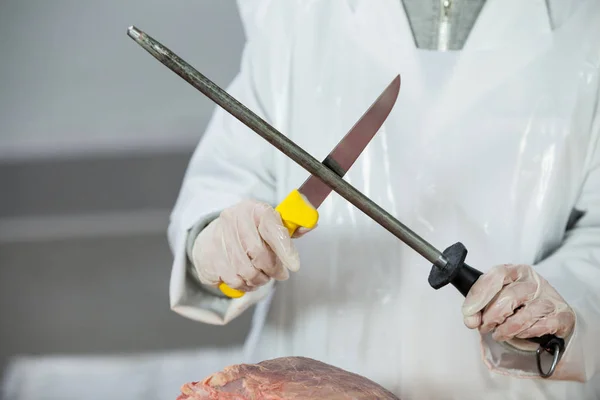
[241,75,400,299]
[126,26,561,378]
[220,76,399,298]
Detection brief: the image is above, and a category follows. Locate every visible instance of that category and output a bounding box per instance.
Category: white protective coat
[168,1,600,398]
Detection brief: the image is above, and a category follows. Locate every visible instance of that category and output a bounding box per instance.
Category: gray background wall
[0,0,253,386]
[0,0,245,159]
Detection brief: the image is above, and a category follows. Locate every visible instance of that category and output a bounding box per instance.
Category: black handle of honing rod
[427,242,565,378]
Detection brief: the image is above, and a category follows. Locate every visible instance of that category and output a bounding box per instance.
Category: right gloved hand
[191,199,303,292]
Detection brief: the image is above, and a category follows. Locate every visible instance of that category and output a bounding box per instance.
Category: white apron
[168,1,600,398]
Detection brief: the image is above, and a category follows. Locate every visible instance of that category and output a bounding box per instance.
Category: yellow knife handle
[219,189,319,298]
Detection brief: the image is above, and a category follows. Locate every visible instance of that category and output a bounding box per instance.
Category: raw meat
[176,356,399,399]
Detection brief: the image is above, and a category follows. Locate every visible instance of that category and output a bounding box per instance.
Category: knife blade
[295,76,400,211]
[273,74,399,235]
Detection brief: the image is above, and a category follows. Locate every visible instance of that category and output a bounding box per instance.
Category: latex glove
[191,199,304,292]
[461,264,576,350]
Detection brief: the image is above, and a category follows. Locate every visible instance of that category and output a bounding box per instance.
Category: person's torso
[243,1,600,398]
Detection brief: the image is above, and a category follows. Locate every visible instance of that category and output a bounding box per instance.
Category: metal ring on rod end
[536,342,561,378]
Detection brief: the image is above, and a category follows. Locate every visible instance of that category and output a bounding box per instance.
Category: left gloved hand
[461,264,576,349]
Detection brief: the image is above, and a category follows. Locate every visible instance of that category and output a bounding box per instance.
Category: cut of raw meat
[176,356,399,399]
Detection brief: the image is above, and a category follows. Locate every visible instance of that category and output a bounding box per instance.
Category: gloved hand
[461,264,576,350]
[191,199,305,292]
